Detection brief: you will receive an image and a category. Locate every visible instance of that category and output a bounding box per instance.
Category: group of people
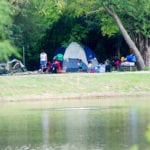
[40,50,87,73]
[105,53,137,72]
[40,51,64,73]
[40,50,137,73]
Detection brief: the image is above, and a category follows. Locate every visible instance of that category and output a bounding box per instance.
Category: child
[88,61,93,73]
[78,59,83,72]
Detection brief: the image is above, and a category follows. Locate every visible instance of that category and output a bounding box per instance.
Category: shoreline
[1,92,149,103]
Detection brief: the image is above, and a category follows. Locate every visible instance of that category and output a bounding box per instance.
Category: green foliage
[11,0,60,46]
[65,0,120,36]
[0,40,18,61]
[0,0,12,38]
[0,0,19,61]
[10,0,63,69]
[95,0,150,38]
[120,0,150,38]
[68,24,90,43]
[42,10,90,54]
[101,13,119,36]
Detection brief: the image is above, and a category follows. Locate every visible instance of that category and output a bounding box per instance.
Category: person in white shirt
[40,50,47,71]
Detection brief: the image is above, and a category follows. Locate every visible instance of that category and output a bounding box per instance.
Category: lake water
[0,97,150,150]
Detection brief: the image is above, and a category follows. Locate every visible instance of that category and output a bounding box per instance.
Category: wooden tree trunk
[103,5,145,70]
[143,47,150,66]
[143,38,150,67]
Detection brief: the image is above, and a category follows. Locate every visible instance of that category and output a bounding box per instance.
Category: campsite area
[0,42,139,75]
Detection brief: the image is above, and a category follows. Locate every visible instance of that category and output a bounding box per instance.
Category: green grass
[0,72,150,101]
[144,66,150,71]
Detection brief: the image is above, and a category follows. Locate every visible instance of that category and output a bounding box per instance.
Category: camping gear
[50,63,58,73]
[62,42,99,72]
[126,54,136,62]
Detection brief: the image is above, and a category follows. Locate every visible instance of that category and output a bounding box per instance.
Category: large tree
[103,4,145,70]
[67,0,150,70]
[102,0,150,70]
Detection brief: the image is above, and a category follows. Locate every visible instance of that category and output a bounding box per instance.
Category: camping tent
[0,59,26,74]
[62,42,99,72]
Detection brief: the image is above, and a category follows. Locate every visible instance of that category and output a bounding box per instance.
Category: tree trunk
[103,5,145,70]
[143,47,150,67]
[143,38,150,67]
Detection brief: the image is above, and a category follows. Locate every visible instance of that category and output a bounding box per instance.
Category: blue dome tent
[62,42,99,72]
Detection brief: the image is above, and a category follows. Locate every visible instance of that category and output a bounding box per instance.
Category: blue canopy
[84,45,96,61]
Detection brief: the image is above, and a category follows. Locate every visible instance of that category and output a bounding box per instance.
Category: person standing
[114,57,120,71]
[40,50,47,72]
[56,53,63,68]
[105,59,111,72]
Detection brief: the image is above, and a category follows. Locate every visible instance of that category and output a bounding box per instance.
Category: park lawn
[0,72,150,101]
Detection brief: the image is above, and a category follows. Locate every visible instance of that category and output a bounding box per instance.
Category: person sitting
[121,56,125,62]
[87,61,93,73]
[49,60,61,73]
[50,61,58,73]
[78,59,83,72]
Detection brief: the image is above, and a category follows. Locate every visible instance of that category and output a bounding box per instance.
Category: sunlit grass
[0,72,150,101]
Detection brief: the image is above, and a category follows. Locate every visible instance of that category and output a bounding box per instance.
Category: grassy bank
[0,72,150,101]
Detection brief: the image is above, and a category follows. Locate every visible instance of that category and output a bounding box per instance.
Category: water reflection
[0,100,150,150]
[66,109,88,149]
[42,110,49,146]
[40,106,141,150]
[129,108,138,145]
